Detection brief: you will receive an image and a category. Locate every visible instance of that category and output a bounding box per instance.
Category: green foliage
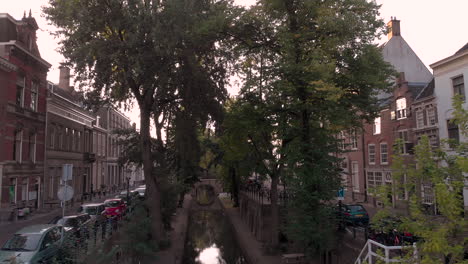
[118,201,159,263]
[228,0,395,256]
[371,133,467,263]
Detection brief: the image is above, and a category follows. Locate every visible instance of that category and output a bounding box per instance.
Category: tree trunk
[230,166,239,207]
[140,107,164,244]
[270,174,280,249]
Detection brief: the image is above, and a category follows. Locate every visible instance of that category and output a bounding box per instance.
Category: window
[396,97,407,119]
[447,120,459,146]
[373,117,381,135]
[49,126,55,149]
[30,81,38,111]
[351,161,359,192]
[374,172,383,186]
[397,130,413,154]
[338,131,345,150]
[350,130,358,150]
[13,130,23,162]
[367,171,383,191]
[427,108,437,126]
[380,143,388,164]
[452,75,465,101]
[29,133,36,163]
[416,110,424,128]
[368,144,376,164]
[16,76,25,107]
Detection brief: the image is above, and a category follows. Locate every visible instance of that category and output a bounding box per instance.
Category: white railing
[355,239,418,264]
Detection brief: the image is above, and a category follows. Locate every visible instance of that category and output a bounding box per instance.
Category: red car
[103,198,126,219]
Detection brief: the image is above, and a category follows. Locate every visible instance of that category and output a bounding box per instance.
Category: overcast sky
[2,0,467,125]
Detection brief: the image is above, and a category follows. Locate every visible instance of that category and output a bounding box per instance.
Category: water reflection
[183,211,247,264]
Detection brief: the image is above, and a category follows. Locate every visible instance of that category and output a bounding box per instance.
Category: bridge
[191,178,224,206]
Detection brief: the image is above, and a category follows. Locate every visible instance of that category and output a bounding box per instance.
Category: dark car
[50,214,92,244]
[78,203,106,226]
[338,204,369,226]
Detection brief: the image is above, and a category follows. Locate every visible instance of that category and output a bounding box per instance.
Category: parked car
[50,214,92,244]
[338,204,369,226]
[78,203,106,226]
[0,224,63,264]
[135,187,146,199]
[103,198,127,219]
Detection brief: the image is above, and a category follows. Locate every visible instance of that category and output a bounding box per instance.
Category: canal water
[183,210,247,264]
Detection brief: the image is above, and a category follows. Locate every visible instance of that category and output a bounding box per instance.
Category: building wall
[0,23,50,210]
[431,50,468,210]
[433,55,468,143]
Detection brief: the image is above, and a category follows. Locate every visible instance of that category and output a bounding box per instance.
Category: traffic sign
[57,185,74,201]
[337,188,345,200]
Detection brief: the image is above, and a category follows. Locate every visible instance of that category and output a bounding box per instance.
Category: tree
[227,0,394,256]
[44,0,240,245]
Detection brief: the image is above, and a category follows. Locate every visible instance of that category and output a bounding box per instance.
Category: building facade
[44,67,96,206]
[0,13,51,215]
[343,18,433,211]
[430,43,468,211]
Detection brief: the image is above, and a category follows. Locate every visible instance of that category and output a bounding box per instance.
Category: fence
[240,183,290,205]
[354,239,418,264]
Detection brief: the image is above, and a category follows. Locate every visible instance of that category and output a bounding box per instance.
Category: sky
[2,0,467,125]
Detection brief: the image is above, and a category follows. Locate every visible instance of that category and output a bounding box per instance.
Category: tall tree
[231,0,394,256]
[44,0,240,245]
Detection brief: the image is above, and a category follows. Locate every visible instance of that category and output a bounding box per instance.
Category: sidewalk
[219,197,283,264]
[155,194,192,264]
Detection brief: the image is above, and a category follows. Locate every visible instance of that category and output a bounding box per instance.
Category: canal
[183,210,247,264]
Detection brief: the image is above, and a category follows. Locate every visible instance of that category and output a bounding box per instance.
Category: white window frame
[452,75,465,101]
[30,81,38,111]
[397,130,410,154]
[16,76,25,107]
[368,144,376,165]
[373,117,381,135]
[416,110,424,128]
[14,130,23,162]
[396,97,407,120]
[351,161,359,192]
[29,133,36,163]
[380,143,388,165]
[350,129,358,150]
[426,107,436,126]
[367,171,375,193]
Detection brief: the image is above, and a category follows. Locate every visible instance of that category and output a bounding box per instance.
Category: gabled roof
[408,82,427,99]
[455,42,468,55]
[415,78,435,101]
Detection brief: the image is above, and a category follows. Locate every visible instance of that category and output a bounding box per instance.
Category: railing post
[368,241,373,264]
[385,247,389,263]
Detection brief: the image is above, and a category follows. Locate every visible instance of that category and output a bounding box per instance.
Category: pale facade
[430,43,468,210]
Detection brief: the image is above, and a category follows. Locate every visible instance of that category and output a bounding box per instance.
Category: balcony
[84,152,96,163]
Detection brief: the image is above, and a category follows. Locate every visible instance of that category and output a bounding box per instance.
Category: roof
[81,203,104,207]
[455,42,468,55]
[415,78,435,101]
[408,82,427,99]
[16,224,56,235]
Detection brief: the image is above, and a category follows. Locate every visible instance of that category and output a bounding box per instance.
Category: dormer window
[396,97,407,120]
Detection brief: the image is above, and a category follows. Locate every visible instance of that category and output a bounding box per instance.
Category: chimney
[387,17,401,40]
[58,66,70,91]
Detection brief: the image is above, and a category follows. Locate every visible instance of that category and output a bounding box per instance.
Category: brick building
[342,18,433,211]
[0,13,51,214]
[44,67,96,206]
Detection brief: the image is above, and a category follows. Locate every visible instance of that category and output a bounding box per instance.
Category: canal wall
[219,196,283,264]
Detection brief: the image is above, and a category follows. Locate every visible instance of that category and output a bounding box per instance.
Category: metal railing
[239,184,290,205]
[355,239,418,264]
